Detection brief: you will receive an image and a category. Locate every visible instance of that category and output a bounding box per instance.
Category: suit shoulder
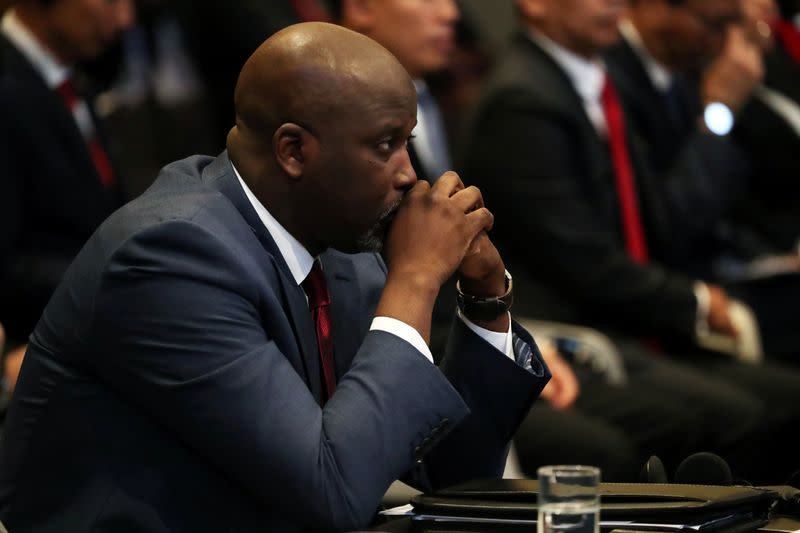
[96,156,250,255]
[480,37,575,116]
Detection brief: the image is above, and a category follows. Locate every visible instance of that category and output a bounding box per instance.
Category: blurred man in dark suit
[606,0,800,358]
[0,22,549,531]
[0,0,133,388]
[463,0,800,483]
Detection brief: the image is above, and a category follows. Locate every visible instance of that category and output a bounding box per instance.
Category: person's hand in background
[702,25,765,113]
[3,345,25,393]
[707,284,739,339]
[539,340,580,410]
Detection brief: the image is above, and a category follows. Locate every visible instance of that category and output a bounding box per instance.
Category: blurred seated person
[0,22,549,531]
[0,0,133,381]
[605,0,800,358]
[463,0,800,484]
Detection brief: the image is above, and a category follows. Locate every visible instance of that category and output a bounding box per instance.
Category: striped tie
[513,333,540,375]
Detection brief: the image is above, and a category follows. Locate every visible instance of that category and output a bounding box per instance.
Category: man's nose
[396,148,418,190]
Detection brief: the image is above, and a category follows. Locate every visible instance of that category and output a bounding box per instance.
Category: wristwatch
[456,270,514,321]
[703,102,735,136]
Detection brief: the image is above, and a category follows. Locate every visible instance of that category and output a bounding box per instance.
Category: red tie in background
[55,78,115,189]
[601,76,649,264]
[302,260,337,403]
[773,20,800,65]
[289,0,331,22]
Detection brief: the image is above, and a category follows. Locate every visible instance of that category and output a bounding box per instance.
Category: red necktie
[302,260,337,403]
[601,76,649,264]
[289,0,331,22]
[55,78,115,188]
[774,20,800,66]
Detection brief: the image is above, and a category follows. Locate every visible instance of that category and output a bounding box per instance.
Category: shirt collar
[528,29,606,107]
[1,9,71,89]
[619,18,674,92]
[231,163,315,286]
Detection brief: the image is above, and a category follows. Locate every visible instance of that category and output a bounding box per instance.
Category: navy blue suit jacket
[0,153,548,532]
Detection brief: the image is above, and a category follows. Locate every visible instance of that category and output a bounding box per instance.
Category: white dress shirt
[231,164,514,364]
[1,9,97,141]
[411,79,452,180]
[1,9,69,89]
[528,29,609,136]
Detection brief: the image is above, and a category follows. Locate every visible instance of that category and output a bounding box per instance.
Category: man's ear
[341,0,377,31]
[273,123,317,180]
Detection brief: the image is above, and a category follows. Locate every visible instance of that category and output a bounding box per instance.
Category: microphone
[674,452,733,485]
[640,455,669,484]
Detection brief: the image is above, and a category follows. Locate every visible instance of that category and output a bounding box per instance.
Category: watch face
[704,102,734,136]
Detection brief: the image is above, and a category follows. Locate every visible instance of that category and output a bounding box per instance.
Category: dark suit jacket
[731,43,800,251]
[0,152,548,532]
[605,39,776,266]
[462,32,698,340]
[0,33,123,342]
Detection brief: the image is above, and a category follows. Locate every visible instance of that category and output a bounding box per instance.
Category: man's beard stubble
[355,199,402,253]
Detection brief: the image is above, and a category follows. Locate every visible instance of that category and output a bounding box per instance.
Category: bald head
[226,22,419,256]
[231,22,414,145]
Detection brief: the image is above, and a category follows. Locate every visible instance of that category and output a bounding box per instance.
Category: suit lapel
[519,35,640,235]
[202,153,324,403]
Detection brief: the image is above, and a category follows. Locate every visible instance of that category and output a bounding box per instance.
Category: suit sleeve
[464,89,698,339]
[419,317,549,489]
[368,254,549,492]
[89,220,469,531]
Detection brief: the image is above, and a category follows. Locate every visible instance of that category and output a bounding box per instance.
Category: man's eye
[377,140,392,153]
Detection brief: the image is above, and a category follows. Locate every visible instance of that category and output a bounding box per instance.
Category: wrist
[457,270,513,324]
[386,268,441,297]
[377,270,441,344]
[458,264,507,298]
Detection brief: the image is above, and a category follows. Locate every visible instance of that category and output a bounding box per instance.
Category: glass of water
[537,465,601,533]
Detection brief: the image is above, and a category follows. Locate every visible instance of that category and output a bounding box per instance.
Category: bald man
[0,22,549,532]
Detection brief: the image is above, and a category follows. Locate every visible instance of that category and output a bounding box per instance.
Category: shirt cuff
[693,281,711,337]
[457,309,515,361]
[370,316,434,364]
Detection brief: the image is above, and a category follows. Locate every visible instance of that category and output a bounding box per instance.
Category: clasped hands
[378,171,509,338]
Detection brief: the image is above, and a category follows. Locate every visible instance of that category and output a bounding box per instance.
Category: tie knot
[302,261,330,308]
[601,74,617,106]
[55,77,79,108]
